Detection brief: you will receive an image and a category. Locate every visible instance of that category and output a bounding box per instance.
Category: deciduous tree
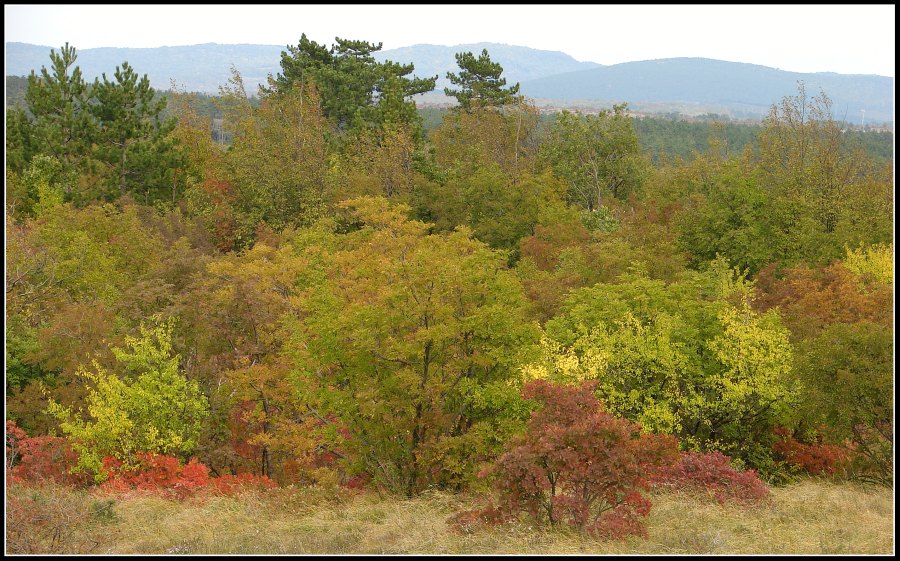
[287,197,541,495]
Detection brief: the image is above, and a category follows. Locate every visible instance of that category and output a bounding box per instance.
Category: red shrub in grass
[6,420,91,487]
[648,450,770,506]
[772,427,851,476]
[100,453,275,499]
[451,380,679,540]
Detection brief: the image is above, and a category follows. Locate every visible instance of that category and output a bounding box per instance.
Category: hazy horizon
[4,5,895,77]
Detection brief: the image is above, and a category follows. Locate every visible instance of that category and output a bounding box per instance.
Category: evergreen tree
[444,48,521,110]
[13,43,95,186]
[90,62,185,204]
[268,34,436,134]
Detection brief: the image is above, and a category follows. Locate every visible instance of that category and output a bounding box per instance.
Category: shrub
[44,318,209,481]
[772,427,851,476]
[6,420,91,487]
[455,380,679,539]
[649,450,770,506]
[99,452,276,499]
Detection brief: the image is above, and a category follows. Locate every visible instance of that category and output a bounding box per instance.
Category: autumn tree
[753,251,893,485]
[331,122,422,203]
[191,69,334,249]
[45,317,209,480]
[286,197,541,495]
[534,259,798,475]
[470,380,679,539]
[173,240,336,483]
[6,198,211,435]
[428,100,541,180]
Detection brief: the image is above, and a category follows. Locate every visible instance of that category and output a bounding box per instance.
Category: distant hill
[519,58,894,123]
[5,42,893,123]
[5,42,284,94]
[5,41,596,96]
[372,42,600,90]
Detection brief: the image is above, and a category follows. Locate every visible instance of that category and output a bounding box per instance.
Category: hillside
[519,57,894,122]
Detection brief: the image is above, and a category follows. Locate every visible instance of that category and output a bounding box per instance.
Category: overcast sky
[4,4,896,76]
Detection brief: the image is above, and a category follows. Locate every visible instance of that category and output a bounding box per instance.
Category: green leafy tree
[417,167,567,257]
[535,260,798,475]
[792,322,892,485]
[675,158,783,275]
[5,155,70,220]
[444,49,521,110]
[287,197,541,495]
[650,84,891,275]
[541,106,649,209]
[45,317,209,481]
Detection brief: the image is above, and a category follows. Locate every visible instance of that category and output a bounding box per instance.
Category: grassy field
[6,479,894,555]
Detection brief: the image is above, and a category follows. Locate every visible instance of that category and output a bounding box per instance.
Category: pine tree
[14,43,95,186]
[90,62,185,204]
[444,49,521,111]
[268,34,436,134]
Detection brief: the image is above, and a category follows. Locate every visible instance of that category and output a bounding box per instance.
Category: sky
[4,4,896,77]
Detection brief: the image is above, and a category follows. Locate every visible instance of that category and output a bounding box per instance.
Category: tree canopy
[444,48,521,110]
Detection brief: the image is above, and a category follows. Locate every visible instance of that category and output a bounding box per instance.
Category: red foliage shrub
[99,452,276,499]
[6,420,91,487]
[452,380,679,540]
[7,422,280,500]
[772,427,851,476]
[648,450,770,506]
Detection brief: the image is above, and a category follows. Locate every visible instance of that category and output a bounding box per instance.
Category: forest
[4,37,894,554]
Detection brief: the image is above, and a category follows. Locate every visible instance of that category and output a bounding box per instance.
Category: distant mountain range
[519,58,894,123]
[5,42,894,123]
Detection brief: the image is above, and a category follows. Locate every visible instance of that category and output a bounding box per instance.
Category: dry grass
[6,479,894,554]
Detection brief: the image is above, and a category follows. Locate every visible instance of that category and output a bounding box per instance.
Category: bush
[6,420,92,487]
[99,452,277,499]
[772,427,851,477]
[454,380,679,539]
[648,450,770,506]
